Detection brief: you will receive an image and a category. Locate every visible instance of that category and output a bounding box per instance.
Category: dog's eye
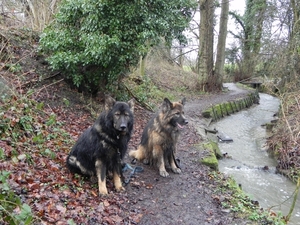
[175,112,180,116]
[115,112,120,116]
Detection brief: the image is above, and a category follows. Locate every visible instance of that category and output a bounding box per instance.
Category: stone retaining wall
[201,90,260,122]
[199,89,260,169]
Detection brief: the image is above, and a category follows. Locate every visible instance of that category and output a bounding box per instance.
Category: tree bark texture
[289,0,300,83]
[197,0,214,91]
[242,0,267,80]
[215,0,229,89]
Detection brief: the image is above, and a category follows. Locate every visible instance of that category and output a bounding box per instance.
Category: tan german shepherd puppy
[129,98,188,177]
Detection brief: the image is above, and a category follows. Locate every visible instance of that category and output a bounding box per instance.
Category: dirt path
[0,30,282,224]
[123,83,254,225]
[1,73,259,224]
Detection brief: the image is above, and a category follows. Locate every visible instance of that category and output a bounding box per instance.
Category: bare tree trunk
[178,46,183,67]
[215,0,229,89]
[139,55,146,77]
[197,0,214,91]
[242,0,266,80]
[207,0,214,77]
[197,0,208,87]
[290,0,300,84]
[24,0,60,30]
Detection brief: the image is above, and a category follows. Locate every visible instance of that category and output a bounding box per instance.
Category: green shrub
[39,0,197,93]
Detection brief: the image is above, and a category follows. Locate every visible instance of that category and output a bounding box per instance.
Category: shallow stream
[210,93,300,224]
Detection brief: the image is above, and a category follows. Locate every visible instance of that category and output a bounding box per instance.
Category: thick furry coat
[129,98,187,177]
[66,96,134,195]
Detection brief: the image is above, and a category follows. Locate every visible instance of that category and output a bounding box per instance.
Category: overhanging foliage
[39,0,197,93]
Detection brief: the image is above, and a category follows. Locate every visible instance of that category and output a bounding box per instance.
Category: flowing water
[210,93,300,224]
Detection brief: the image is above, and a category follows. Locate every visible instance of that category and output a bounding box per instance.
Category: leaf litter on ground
[0,85,147,224]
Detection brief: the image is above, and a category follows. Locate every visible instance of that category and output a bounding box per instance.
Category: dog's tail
[129,145,146,161]
[66,155,82,174]
[66,155,94,176]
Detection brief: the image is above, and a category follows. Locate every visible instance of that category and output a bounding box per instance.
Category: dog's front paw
[99,187,108,196]
[172,167,182,174]
[115,186,125,192]
[159,170,169,177]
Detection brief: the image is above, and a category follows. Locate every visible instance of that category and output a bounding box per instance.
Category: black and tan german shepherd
[66,96,135,195]
[129,98,188,177]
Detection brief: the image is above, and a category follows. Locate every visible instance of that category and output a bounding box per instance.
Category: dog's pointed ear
[127,98,135,113]
[105,95,116,111]
[162,98,172,113]
[180,98,186,106]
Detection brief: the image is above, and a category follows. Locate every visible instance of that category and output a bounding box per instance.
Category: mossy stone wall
[199,89,260,170]
[202,90,259,122]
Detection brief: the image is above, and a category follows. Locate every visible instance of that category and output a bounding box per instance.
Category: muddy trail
[0,30,286,225]
[1,73,271,224]
[122,83,253,225]
[0,34,267,223]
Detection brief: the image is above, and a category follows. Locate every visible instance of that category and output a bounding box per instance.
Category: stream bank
[1,28,283,223]
[207,92,300,224]
[193,83,260,170]
[193,84,299,224]
[121,82,284,225]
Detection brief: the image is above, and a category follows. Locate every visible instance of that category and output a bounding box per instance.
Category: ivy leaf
[15,204,33,224]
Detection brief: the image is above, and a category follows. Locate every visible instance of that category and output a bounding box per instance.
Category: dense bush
[39,0,196,93]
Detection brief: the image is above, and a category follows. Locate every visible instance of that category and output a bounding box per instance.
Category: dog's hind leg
[129,146,146,162]
[95,159,108,195]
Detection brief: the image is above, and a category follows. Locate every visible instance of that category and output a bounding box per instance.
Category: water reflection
[211,93,300,224]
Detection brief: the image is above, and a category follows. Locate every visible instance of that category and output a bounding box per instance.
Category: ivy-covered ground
[0,29,287,224]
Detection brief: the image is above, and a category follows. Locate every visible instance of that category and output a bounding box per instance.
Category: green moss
[217,104,222,118]
[201,92,259,121]
[202,109,212,118]
[210,141,223,159]
[265,122,275,131]
[201,154,218,170]
[200,142,219,170]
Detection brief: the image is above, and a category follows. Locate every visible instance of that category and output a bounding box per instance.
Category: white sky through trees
[181,0,245,61]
